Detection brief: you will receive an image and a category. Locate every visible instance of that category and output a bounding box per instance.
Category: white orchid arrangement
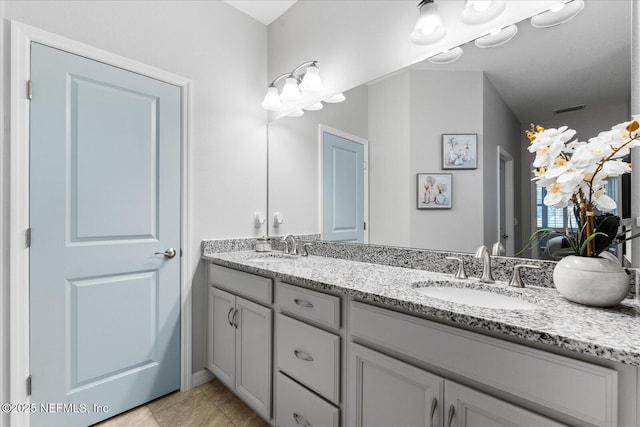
[526,117,640,257]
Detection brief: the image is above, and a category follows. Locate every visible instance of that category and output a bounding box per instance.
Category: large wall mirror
[267,1,632,261]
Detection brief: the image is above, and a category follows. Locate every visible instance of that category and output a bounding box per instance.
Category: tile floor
[94,379,269,427]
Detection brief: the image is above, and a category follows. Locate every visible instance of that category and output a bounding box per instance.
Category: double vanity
[202,240,640,427]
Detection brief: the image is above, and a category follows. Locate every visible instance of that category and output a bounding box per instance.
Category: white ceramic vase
[553,255,629,307]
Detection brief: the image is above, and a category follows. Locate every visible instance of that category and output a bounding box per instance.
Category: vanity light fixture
[304,102,324,111]
[287,110,304,118]
[261,60,323,111]
[474,24,518,48]
[530,0,584,28]
[324,93,346,103]
[428,46,464,64]
[461,1,505,25]
[410,0,446,45]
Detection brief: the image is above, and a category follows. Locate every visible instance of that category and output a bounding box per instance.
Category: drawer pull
[447,404,455,427]
[430,397,438,427]
[294,298,314,308]
[293,412,311,427]
[227,307,234,327]
[293,349,314,362]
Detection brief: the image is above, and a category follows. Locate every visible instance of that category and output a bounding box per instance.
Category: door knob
[154,248,177,259]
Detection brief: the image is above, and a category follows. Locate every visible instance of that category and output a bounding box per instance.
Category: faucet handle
[445,257,468,279]
[281,240,290,254]
[301,243,312,257]
[509,264,541,288]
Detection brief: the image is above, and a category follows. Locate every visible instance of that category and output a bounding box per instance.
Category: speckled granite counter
[203,250,640,367]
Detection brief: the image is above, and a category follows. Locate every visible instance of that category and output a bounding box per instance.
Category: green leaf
[592,216,620,255]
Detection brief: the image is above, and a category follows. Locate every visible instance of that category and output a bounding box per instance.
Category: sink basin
[246,253,298,263]
[414,286,537,310]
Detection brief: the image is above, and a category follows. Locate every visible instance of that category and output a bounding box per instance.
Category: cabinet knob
[293,349,314,362]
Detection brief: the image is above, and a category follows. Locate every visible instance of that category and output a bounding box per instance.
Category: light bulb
[260,86,282,111]
[280,76,301,102]
[299,64,322,92]
[549,2,567,13]
[304,102,324,111]
[324,93,345,103]
[410,2,446,45]
[470,0,492,12]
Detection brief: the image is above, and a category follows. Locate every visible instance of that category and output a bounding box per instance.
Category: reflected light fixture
[261,60,323,111]
[287,110,304,118]
[410,0,446,45]
[428,46,463,64]
[530,0,584,28]
[324,93,346,103]
[461,1,505,25]
[304,102,324,111]
[474,24,518,48]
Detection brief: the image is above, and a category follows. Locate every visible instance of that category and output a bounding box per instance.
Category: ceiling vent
[554,104,586,114]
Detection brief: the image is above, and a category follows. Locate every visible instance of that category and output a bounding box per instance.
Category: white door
[30,42,181,426]
[444,381,563,427]
[348,343,444,427]
[321,127,367,243]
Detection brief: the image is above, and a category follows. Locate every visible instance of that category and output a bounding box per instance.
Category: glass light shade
[280,76,302,102]
[324,93,345,103]
[410,2,446,45]
[260,86,282,111]
[299,65,322,92]
[428,47,463,64]
[531,0,584,28]
[287,110,304,117]
[304,102,324,111]
[461,1,505,25]
[474,24,518,48]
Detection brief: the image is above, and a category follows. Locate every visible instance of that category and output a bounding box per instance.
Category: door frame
[318,124,369,243]
[497,146,515,256]
[9,21,193,426]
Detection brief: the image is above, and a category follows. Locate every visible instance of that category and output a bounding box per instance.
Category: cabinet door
[444,381,565,427]
[348,343,444,427]
[207,287,236,390]
[236,297,273,420]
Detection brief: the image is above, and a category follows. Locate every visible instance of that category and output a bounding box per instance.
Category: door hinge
[26,228,32,248]
[27,80,33,100]
[364,222,367,231]
[26,375,32,396]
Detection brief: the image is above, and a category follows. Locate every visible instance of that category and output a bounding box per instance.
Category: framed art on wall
[417,173,452,209]
[442,133,477,169]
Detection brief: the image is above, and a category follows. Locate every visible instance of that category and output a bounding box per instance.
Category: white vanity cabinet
[207,265,273,421]
[349,301,619,427]
[275,282,343,427]
[349,342,563,427]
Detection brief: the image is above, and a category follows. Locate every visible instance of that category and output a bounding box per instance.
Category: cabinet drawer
[277,282,340,329]
[350,301,618,427]
[276,372,339,427]
[209,263,272,304]
[277,314,340,404]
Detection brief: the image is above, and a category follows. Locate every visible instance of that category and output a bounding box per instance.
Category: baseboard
[191,368,214,388]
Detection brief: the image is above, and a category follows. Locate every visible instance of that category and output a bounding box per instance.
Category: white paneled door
[29,43,181,426]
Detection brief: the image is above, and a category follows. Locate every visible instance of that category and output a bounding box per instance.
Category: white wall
[268,85,368,237]
[368,72,412,247]
[409,70,484,252]
[482,76,522,251]
[0,0,268,380]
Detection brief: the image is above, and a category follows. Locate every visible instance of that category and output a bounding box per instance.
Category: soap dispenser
[255,236,272,252]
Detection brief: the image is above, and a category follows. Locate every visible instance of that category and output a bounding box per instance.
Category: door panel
[30,42,181,426]
[322,131,365,242]
[208,287,236,389]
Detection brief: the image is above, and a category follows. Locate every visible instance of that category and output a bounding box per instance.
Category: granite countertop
[203,251,640,367]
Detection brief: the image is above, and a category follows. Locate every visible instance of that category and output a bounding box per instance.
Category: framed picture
[417,173,452,209]
[442,133,477,169]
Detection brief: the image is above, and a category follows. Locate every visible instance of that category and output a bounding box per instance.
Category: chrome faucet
[474,245,494,283]
[281,234,298,255]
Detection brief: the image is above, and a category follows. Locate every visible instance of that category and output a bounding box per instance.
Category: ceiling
[224,0,297,25]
